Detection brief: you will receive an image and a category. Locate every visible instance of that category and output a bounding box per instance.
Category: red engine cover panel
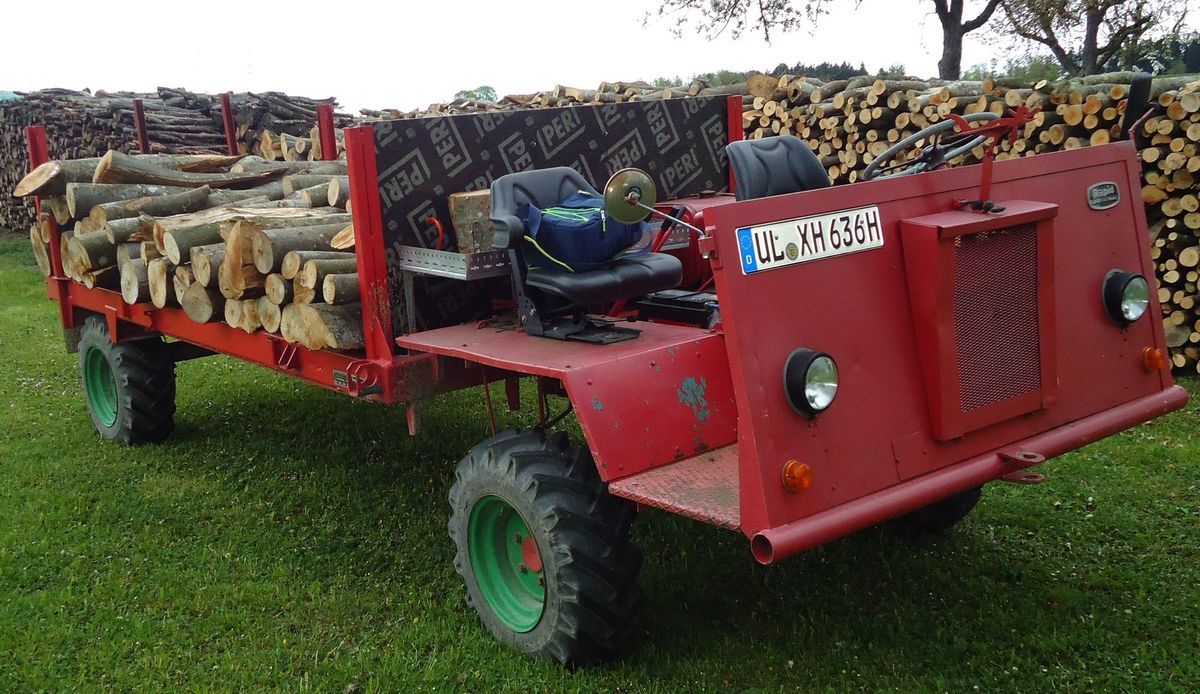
[705,143,1175,536]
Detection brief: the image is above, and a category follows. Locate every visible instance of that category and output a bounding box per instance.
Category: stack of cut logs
[16,150,364,352]
[211,91,352,160]
[1142,86,1200,370]
[1,87,351,233]
[256,128,346,162]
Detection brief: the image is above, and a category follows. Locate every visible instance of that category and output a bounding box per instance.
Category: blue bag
[517,192,647,272]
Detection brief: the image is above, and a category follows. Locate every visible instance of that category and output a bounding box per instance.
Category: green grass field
[0,237,1197,692]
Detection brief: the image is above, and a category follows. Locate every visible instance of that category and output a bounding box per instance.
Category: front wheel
[897,486,982,534]
[77,316,176,444]
[448,429,642,665]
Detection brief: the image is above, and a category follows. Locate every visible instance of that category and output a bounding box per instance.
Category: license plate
[736,205,884,275]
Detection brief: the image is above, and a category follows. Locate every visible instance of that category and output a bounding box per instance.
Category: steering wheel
[862,112,1000,180]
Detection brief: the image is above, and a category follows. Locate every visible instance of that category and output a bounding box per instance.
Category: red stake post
[132,99,151,154]
[220,92,238,155]
[316,104,337,161]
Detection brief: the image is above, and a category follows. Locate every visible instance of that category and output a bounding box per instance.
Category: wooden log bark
[263,272,293,305]
[67,183,191,219]
[330,225,354,250]
[104,215,155,244]
[326,176,351,207]
[282,175,338,196]
[68,231,118,270]
[181,283,225,324]
[230,161,347,175]
[280,303,364,349]
[162,222,224,265]
[89,185,212,225]
[257,296,283,333]
[93,151,286,189]
[148,258,178,308]
[224,298,261,333]
[191,243,225,287]
[29,226,51,276]
[300,257,359,289]
[322,273,359,304]
[173,265,195,303]
[251,223,349,274]
[15,154,247,198]
[120,259,149,304]
[280,250,354,280]
[116,243,141,267]
[293,276,317,305]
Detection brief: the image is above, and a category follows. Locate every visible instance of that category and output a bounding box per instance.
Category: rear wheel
[898,486,982,533]
[77,316,176,444]
[448,429,642,665]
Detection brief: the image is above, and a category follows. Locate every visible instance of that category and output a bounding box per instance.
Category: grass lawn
[0,237,1197,692]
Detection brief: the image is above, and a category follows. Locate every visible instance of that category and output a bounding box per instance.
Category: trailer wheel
[898,486,982,533]
[448,429,642,665]
[77,316,176,444]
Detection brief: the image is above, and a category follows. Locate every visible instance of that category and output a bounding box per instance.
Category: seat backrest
[489,167,599,249]
[724,135,832,201]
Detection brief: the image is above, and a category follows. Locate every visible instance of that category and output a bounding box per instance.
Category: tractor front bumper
[750,385,1188,565]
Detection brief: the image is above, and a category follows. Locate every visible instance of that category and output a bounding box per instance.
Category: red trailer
[28,89,1186,665]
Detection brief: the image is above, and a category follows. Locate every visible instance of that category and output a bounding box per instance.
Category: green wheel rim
[468,495,546,632]
[84,347,118,428]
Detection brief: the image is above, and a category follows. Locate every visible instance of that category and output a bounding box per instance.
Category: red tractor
[32,82,1185,665]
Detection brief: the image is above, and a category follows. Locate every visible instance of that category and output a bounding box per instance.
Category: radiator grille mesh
[953,224,1041,412]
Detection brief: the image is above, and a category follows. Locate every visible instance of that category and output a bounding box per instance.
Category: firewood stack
[210,91,353,159]
[1,87,351,234]
[1141,85,1200,370]
[14,150,364,352]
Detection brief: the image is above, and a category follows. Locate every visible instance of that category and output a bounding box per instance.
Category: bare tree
[1000,0,1190,75]
[651,1,1001,79]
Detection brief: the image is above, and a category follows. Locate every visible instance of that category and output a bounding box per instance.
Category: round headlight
[784,349,839,416]
[1103,270,1150,325]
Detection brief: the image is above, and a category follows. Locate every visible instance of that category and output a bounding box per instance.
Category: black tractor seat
[489,167,682,342]
[725,135,831,200]
[526,253,682,307]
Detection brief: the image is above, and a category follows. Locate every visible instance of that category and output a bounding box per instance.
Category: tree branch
[962,0,1002,32]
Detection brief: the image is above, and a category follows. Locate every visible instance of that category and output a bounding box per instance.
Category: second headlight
[784,349,839,417]
[1102,270,1150,325]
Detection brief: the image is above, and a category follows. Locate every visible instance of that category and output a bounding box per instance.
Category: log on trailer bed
[299,257,359,290]
[89,185,212,225]
[180,282,225,323]
[92,151,287,189]
[147,258,178,308]
[120,259,149,304]
[251,223,350,274]
[322,273,359,304]
[281,302,364,349]
[280,250,354,280]
[13,153,246,198]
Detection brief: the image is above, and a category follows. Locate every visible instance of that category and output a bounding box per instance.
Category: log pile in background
[1,87,351,233]
[17,150,364,352]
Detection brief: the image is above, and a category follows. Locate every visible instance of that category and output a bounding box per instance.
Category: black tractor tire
[448,428,642,666]
[897,486,983,534]
[77,315,176,444]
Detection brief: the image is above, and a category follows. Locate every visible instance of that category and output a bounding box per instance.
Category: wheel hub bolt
[513,533,522,543]
[536,577,545,586]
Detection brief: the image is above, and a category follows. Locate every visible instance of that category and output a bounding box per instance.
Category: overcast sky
[0,1,1191,112]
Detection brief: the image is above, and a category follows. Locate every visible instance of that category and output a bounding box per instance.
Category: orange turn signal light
[1142,347,1168,371]
[781,459,813,494]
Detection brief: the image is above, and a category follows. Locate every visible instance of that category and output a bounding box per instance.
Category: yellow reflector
[781,459,813,494]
